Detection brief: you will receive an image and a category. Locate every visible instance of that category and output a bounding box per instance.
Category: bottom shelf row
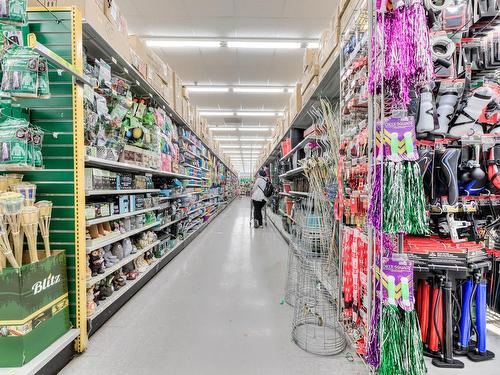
[86,201,230,328]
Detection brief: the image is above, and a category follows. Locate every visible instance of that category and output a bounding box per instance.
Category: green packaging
[0,251,71,367]
[37,57,50,98]
[0,116,30,165]
[0,0,27,26]
[0,47,39,98]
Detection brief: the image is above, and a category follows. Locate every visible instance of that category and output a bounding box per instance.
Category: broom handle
[0,252,5,269]
[0,232,19,268]
[43,234,50,257]
[24,226,39,263]
[11,228,23,266]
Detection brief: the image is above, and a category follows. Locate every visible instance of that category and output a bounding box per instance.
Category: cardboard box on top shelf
[129,48,147,78]
[274,118,283,140]
[318,29,338,70]
[33,0,131,62]
[202,119,210,140]
[303,48,319,73]
[128,36,150,65]
[302,76,319,105]
[151,73,168,99]
[182,87,190,101]
[103,0,128,35]
[301,48,320,95]
[187,103,194,128]
[173,72,184,113]
[146,49,174,86]
[195,109,201,134]
[146,63,156,85]
[289,83,303,121]
[283,106,291,134]
[181,97,189,124]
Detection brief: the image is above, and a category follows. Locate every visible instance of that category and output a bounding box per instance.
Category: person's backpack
[260,179,275,198]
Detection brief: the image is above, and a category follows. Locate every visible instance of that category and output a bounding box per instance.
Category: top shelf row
[81,21,235,177]
[85,156,201,180]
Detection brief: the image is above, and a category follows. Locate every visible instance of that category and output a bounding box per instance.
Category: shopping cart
[250,200,268,227]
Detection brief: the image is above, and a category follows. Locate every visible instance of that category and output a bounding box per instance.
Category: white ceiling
[117,0,339,175]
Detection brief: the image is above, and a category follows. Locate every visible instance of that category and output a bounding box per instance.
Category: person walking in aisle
[251,169,268,228]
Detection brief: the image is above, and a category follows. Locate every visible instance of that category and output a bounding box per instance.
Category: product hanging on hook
[374,116,429,234]
[369,0,434,106]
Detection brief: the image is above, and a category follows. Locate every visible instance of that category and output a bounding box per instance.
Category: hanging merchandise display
[0,0,27,26]
[82,47,236,334]
[0,47,51,98]
[0,8,75,368]
[363,0,499,372]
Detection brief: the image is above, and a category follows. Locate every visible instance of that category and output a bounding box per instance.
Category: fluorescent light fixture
[200,111,234,116]
[146,40,220,48]
[233,87,287,94]
[188,87,229,93]
[241,145,263,149]
[220,145,241,148]
[227,41,301,49]
[307,42,320,48]
[236,112,280,117]
[214,137,239,141]
[210,127,237,131]
[238,127,270,132]
[240,138,267,142]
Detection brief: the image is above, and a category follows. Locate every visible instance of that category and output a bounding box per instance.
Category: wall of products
[261,0,500,373]
[0,4,237,369]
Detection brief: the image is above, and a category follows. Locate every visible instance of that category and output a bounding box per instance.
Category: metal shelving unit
[87,202,231,335]
[85,156,200,180]
[82,22,235,176]
[288,191,309,197]
[279,166,305,180]
[258,53,341,171]
[154,216,186,231]
[279,135,321,162]
[85,240,160,288]
[86,206,161,226]
[85,189,160,197]
[86,221,161,253]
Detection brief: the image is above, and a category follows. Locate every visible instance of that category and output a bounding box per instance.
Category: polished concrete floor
[61,198,364,375]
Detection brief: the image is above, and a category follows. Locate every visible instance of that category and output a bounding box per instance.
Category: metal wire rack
[290,202,346,355]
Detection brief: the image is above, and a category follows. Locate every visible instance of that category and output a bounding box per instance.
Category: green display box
[0,251,71,367]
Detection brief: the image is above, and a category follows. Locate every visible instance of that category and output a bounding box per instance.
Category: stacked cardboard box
[173,73,184,114]
[340,0,363,34]
[29,0,231,173]
[289,83,302,121]
[128,36,150,78]
[32,0,132,61]
[318,5,342,79]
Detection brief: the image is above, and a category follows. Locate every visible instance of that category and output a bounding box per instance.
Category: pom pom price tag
[376,117,418,162]
[376,256,415,311]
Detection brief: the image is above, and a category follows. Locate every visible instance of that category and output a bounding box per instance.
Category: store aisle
[61,198,363,375]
